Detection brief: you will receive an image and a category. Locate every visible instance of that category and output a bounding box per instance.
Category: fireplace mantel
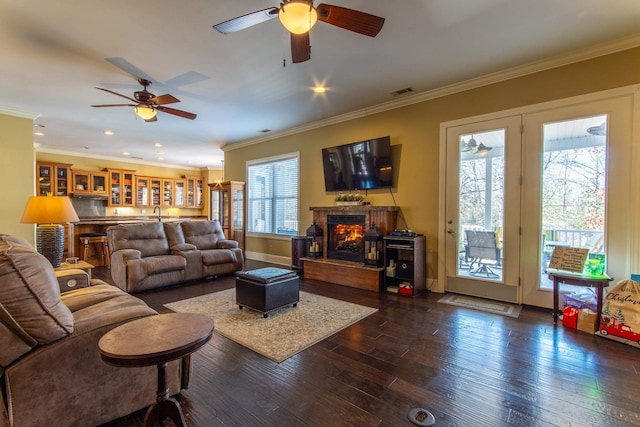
[309,205,400,213]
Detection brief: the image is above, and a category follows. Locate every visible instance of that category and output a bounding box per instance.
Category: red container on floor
[562,306,579,329]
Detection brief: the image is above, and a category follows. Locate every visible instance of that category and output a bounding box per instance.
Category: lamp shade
[279,1,318,34]
[21,195,79,267]
[21,195,79,225]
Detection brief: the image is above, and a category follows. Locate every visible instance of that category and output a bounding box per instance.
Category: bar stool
[78,232,110,268]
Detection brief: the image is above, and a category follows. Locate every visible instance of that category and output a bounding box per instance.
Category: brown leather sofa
[108,220,244,293]
[0,234,185,427]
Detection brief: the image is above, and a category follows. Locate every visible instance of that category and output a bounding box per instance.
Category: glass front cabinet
[72,170,107,195]
[185,175,205,209]
[209,181,245,250]
[108,169,135,207]
[37,162,72,196]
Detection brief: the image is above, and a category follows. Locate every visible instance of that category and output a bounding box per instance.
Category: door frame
[436,85,640,302]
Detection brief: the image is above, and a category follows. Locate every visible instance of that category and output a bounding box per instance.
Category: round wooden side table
[98,312,214,427]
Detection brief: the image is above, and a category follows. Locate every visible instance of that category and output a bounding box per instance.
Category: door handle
[447,228,456,235]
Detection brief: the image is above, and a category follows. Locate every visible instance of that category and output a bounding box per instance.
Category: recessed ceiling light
[104,130,114,136]
[313,86,326,94]
[154,143,163,147]
[157,151,165,155]
[123,152,130,156]
[34,131,44,136]
[158,157,164,161]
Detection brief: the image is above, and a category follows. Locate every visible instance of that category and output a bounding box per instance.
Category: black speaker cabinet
[383,235,426,296]
[396,261,414,280]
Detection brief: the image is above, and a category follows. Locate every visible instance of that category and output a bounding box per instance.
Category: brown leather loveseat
[0,234,185,427]
[108,220,244,293]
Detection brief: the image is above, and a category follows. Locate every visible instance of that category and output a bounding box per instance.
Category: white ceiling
[2,0,640,169]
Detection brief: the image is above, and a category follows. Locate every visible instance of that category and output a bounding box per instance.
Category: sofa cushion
[108,222,171,257]
[61,283,156,335]
[0,235,74,367]
[125,255,187,287]
[201,249,237,266]
[180,221,225,250]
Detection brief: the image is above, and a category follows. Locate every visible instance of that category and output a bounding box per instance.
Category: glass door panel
[540,115,607,289]
[136,177,149,206]
[175,180,186,208]
[37,164,53,196]
[110,171,121,205]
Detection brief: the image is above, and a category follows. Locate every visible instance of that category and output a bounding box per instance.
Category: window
[247,153,299,236]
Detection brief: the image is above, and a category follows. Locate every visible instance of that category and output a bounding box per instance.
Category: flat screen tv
[322,136,393,192]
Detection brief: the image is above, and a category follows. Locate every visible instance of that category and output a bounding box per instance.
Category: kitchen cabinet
[72,170,107,195]
[185,175,205,208]
[108,169,135,207]
[37,162,72,196]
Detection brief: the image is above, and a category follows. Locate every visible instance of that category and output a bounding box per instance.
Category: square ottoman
[235,267,300,318]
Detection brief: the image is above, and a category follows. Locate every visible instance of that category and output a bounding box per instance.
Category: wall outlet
[140,209,146,214]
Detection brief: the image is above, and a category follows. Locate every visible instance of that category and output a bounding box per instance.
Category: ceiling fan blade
[291,32,311,63]
[156,106,197,120]
[150,94,180,105]
[91,104,136,107]
[316,4,385,37]
[95,87,138,103]
[213,8,279,34]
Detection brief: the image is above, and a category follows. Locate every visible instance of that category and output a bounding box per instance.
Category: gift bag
[562,306,578,329]
[598,279,640,348]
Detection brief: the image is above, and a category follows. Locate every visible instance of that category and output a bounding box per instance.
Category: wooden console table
[547,269,613,326]
[98,313,214,427]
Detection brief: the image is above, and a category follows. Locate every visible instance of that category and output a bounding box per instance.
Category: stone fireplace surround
[304,206,399,291]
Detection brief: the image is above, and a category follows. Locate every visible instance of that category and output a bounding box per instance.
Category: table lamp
[20,194,79,267]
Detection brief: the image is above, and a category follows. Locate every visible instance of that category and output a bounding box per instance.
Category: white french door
[444,116,522,303]
[440,92,635,308]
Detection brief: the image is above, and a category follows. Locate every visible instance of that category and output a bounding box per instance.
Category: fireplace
[327,214,366,262]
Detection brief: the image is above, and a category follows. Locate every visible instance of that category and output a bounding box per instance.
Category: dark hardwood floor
[97,261,640,427]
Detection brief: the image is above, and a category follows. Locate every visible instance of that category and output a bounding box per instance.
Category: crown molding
[223,33,640,152]
[0,106,40,120]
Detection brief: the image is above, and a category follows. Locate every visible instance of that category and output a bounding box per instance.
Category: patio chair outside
[465,230,500,278]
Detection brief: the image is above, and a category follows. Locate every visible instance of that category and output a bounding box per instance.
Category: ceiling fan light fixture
[279,1,318,34]
[134,105,157,120]
[475,142,492,156]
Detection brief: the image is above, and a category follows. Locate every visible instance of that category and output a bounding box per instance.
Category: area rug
[165,289,377,363]
[438,293,522,318]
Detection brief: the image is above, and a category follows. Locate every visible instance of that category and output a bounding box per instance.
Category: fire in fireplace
[327,214,366,262]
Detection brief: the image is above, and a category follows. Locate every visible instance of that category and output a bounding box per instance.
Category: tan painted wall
[0,114,36,243]
[225,47,640,272]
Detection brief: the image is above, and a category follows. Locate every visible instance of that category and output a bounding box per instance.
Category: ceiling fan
[213,1,385,63]
[91,78,197,122]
